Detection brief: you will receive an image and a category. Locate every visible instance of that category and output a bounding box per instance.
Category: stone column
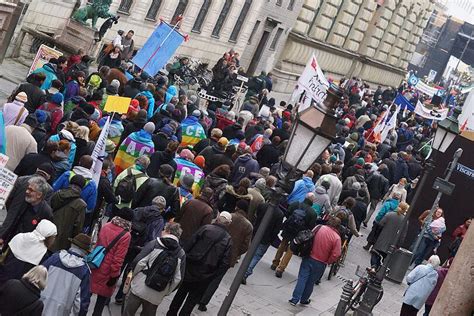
[430,224,474,315]
[0,0,22,64]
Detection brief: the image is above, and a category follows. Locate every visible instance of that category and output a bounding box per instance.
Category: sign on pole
[296,53,329,112]
[28,44,63,75]
[0,167,17,209]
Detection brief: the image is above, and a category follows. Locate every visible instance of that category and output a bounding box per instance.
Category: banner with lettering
[408,74,442,97]
[414,100,448,121]
[91,116,111,186]
[297,53,329,112]
[173,157,205,195]
[456,163,474,181]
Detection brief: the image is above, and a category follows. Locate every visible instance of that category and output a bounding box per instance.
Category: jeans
[291,257,326,303]
[412,237,437,266]
[123,292,158,316]
[272,238,293,273]
[167,279,210,316]
[364,198,380,224]
[244,243,270,278]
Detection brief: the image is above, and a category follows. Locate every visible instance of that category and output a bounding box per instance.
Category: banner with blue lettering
[394,93,415,112]
[132,21,186,76]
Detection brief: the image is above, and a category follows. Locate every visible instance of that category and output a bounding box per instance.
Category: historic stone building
[272,0,434,96]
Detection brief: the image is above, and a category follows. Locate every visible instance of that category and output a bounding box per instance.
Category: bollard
[335,279,354,316]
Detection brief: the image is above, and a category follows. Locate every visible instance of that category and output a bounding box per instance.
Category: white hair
[428,255,441,268]
[23,265,48,290]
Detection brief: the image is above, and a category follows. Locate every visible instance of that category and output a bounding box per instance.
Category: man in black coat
[167,213,232,316]
[147,142,178,178]
[271,121,291,141]
[14,141,58,183]
[352,190,368,231]
[382,153,398,184]
[256,136,281,168]
[242,202,284,283]
[0,176,53,246]
[13,73,46,113]
[364,165,389,226]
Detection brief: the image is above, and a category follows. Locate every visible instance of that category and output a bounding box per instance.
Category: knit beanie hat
[194,155,205,168]
[144,122,155,134]
[51,92,64,105]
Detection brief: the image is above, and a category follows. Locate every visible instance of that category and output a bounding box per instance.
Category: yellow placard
[103,96,132,114]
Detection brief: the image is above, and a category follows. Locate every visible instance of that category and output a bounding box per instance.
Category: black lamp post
[218,84,343,316]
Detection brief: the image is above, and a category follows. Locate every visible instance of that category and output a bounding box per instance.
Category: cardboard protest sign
[103,96,132,114]
[29,44,63,75]
[297,54,329,112]
[0,167,17,209]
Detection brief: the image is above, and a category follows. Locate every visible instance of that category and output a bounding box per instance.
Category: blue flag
[132,21,185,76]
[394,93,415,111]
[0,112,6,154]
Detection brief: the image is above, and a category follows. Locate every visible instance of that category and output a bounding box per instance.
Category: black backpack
[290,225,322,257]
[115,169,146,203]
[144,247,180,292]
[282,208,307,238]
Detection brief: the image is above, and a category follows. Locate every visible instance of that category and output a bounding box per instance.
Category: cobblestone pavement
[0,58,408,315]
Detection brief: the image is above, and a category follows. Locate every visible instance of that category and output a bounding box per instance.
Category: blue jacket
[53,168,97,212]
[136,90,155,119]
[404,264,438,309]
[375,198,399,222]
[41,250,91,316]
[287,176,315,204]
[49,134,76,168]
[33,63,57,90]
[231,154,260,186]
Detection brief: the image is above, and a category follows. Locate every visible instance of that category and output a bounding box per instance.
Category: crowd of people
[0,38,471,316]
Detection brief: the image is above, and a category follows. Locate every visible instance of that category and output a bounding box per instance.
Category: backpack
[290,225,322,257]
[144,246,180,291]
[115,169,146,203]
[282,208,307,239]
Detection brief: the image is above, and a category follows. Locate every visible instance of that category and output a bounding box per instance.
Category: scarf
[111,216,132,231]
[8,220,57,265]
[114,129,155,174]
[180,116,206,148]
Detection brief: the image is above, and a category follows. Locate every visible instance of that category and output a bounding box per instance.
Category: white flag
[91,116,111,186]
[414,100,448,121]
[373,110,389,135]
[381,107,400,143]
[297,53,329,112]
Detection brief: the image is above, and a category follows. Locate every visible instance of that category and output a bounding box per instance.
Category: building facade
[272,0,433,97]
[11,0,303,77]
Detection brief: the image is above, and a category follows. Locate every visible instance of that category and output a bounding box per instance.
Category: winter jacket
[287,176,315,204]
[247,187,265,224]
[222,123,243,140]
[119,117,147,146]
[96,174,117,212]
[32,63,57,90]
[218,185,253,213]
[393,157,410,184]
[133,205,165,243]
[2,100,28,126]
[14,152,55,180]
[206,152,234,174]
[316,173,343,206]
[183,223,232,282]
[194,137,217,156]
[375,198,399,222]
[201,174,228,209]
[0,278,43,316]
[51,187,86,252]
[129,236,185,305]
[256,143,280,168]
[113,166,149,209]
[425,268,449,306]
[386,183,407,203]
[41,250,91,316]
[200,145,225,173]
[312,186,332,216]
[310,225,341,264]
[403,264,438,310]
[14,82,46,113]
[73,138,94,167]
[136,91,155,119]
[282,200,318,240]
[352,199,368,231]
[147,150,177,178]
[366,171,389,200]
[382,157,397,183]
[49,134,76,169]
[91,222,131,297]
[64,80,80,102]
[231,154,260,186]
[175,196,213,244]
[228,211,253,267]
[5,125,38,172]
[373,211,406,253]
[132,177,180,219]
[254,203,284,245]
[53,167,98,212]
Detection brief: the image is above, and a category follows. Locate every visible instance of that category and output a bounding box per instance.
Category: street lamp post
[350,107,463,315]
[217,84,343,316]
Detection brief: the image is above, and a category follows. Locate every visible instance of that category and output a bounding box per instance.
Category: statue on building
[72,0,114,29]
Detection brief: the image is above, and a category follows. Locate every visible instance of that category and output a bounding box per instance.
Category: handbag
[86,230,127,269]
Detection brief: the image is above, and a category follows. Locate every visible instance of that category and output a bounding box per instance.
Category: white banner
[0,167,17,209]
[381,107,400,143]
[414,100,448,121]
[297,54,329,112]
[91,116,111,186]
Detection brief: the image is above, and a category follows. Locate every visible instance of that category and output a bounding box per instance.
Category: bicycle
[327,238,349,280]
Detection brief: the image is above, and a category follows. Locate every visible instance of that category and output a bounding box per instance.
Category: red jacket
[310,225,341,264]
[91,222,131,297]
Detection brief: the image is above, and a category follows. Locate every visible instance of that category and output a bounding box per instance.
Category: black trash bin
[385,248,412,284]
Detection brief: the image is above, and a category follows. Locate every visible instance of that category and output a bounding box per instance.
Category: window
[248,20,261,44]
[118,0,133,13]
[270,27,283,49]
[146,0,163,21]
[229,0,252,42]
[276,0,282,6]
[212,0,233,37]
[287,0,295,10]
[192,0,212,32]
[171,0,189,25]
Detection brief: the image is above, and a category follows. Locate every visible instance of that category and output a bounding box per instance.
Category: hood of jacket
[138,90,154,100]
[157,235,180,250]
[72,166,93,180]
[53,187,81,205]
[211,144,225,154]
[43,63,57,74]
[302,176,314,189]
[59,249,86,268]
[206,174,228,188]
[237,153,253,163]
[315,186,327,195]
[225,185,252,200]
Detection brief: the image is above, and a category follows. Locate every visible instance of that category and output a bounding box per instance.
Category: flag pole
[141,16,185,73]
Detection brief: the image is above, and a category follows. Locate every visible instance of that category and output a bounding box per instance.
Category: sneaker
[315,279,320,285]
[198,304,207,312]
[241,277,247,285]
[288,299,297,306]
[300,299,311,306]
[363,244,371,251]
[275,271,283,278]
[270,264,277,270]
[362,222,368,228]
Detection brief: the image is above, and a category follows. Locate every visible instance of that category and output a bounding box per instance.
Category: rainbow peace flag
[114,130,155,174]
[180,117,206,148]
[173,157,205,196]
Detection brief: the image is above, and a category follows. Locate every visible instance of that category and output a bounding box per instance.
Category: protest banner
[394,93,415,111]
[408,74,441,97]
[28,44,63,75]
[91,116,111,186]
[415,100,448,121]
[132,20,187,77]
[0,153,9,169]
[296,53,329,112]
[0,167,17,209]
[380,106,400,143]
[103,95,132,114]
